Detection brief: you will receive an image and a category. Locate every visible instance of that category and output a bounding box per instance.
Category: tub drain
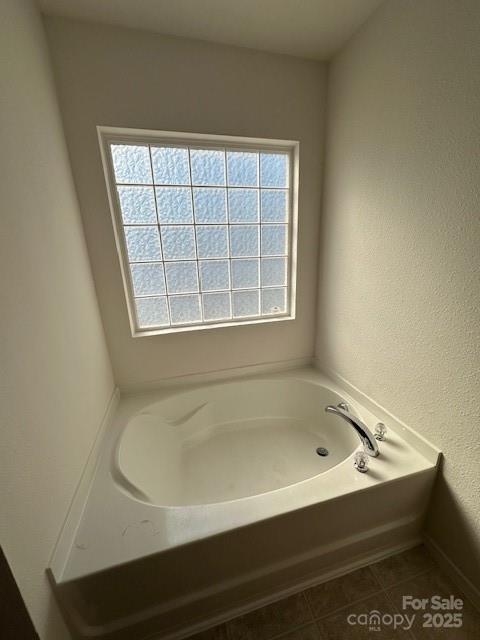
[316,447,329,457]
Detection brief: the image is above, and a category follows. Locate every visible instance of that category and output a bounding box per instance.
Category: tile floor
[186,546,480,640]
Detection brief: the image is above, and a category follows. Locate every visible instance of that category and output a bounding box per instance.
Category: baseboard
[423,533,480,612]
[120,357,313,394]
[313,359,441,465]
[49,387,120,581]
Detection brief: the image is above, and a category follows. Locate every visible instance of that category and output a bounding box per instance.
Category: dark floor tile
[387,566,461,608]
[304,566,381,618]
[227,593,312,640]
[386,568,480,639]
[281,624,323,640]
[371,546,434,589]
[317,593,413,639]
[185,623,229,640]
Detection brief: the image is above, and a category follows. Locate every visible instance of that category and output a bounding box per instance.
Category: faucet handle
[354,450,369,473]
[337,402,350,412]
[374,423,387,441]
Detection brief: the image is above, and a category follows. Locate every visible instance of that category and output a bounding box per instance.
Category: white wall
[44,17,326,389]
[0,1,115,638]
[318,0,480,586]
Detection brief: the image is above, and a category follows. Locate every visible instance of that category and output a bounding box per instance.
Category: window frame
[97,126,299,337]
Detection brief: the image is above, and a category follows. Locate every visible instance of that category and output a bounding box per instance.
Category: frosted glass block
[117,186,156,224]
[190,149,226,186]
[165,261,199,294]
[161,226,196,261]
[151,146,190,185]
[232,290,260,318]
[199,260,230,291]
[261,189,288,222]
[169,295,201,325]
[228,189,259,223]
[202,292,231,321]
[230,225,259,257]
[193,188,227,223]
[261,257,287,287]
[231,259,259,289]
[260,153,288,188]
[111,144,152,184]
[196,226,228,259]
[156,187,193,224]
[135,296,169,328]
[261,288,287,315]
[125,226,162,262]
[227,151,258,187]
[130,263,165,296]
[261,225,287,256]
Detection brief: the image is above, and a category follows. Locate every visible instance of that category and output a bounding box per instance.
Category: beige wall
[0,1,115,638]
[44,17,326,389]
[318,0,480,586]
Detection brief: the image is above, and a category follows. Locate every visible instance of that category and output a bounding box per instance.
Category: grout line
[225,593,317,640]
[377,566,434,592]
[264,620,319,640]
[314,587,386,621]
[302,588,316,622]
[366,563,385,591]
[301,591,327,640]
[224,618,232,640]
[382,588,417,640]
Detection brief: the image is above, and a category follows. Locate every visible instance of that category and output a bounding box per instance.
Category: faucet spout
[325,405,380,457]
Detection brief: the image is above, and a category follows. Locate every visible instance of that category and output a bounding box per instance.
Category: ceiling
[38,0,383,60]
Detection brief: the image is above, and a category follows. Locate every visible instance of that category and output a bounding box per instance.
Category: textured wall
[44,17,326,389]
[0,1,115,638]
[318,0,480,586]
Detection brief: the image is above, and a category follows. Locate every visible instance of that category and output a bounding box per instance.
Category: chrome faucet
[325,404,380,457]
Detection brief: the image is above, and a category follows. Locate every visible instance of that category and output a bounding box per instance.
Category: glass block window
[99,128,298,335]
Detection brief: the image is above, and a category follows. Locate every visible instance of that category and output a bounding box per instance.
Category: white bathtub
[50,367,440,640]
[115,378,359,507]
